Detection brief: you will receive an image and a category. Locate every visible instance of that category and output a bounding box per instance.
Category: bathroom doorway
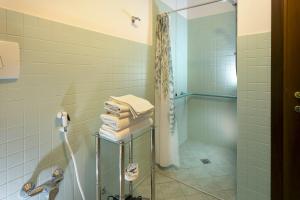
[272,0,300,199]
[152,0,237,199]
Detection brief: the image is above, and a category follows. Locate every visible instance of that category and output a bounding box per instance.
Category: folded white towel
[110,95,154,118]
[99,118,153,141]
[104,101,130,112]
[100,112,153,131]
[105,108,131,119]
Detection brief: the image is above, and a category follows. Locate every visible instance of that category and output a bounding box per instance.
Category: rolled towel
[99,118,153,141]
[125,163,139,181]
[110,95,154,118]
[100,112,153,131]
[104,101,130,112]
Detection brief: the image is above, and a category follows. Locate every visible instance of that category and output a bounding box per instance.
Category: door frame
[271,0,284,199]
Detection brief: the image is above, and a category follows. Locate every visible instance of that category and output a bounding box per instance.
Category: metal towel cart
[95,126,155,200]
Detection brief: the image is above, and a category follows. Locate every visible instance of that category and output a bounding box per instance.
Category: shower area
[154,0,237,199]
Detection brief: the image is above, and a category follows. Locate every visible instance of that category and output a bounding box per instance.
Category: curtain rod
[160,0,225,15]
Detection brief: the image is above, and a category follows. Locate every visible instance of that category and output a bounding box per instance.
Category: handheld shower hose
[57,112,86,200]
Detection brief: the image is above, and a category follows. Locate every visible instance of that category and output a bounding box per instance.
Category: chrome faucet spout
[20,168,64,200]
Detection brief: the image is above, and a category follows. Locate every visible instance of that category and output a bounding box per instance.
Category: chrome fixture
[295,106,300,113]
[295,92,300,113]
[131,16,141,24]
[175,92,237,100]
[20,168,64,200]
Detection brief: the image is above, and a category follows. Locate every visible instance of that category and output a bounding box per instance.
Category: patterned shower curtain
[155,14,179,167]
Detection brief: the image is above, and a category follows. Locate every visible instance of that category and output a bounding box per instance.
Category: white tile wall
[187,12,237,149]
[0,8,154,200]
[237,32,271,200]
[188,12,237,97]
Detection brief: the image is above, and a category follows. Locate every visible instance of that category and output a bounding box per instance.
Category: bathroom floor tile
[184,193,218,200]
[156,140,236,200]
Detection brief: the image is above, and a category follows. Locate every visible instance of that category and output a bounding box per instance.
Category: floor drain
[200,159,211,164]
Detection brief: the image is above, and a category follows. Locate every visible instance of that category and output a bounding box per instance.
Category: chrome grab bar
[175,92,237,100]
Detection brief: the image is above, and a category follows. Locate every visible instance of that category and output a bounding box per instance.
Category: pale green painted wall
[237,32,271,200]
[0,8,154,200]
[187,12,237,148]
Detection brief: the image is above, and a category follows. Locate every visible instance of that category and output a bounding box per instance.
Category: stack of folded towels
[99,95,154,141]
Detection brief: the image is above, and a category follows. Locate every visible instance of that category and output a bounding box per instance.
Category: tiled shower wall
[188,12,237,96]
[187,12,237,148]
[237,32,271,200]
[0,8,154,200]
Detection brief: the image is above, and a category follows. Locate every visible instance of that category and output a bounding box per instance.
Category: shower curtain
[155,14,179,167]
